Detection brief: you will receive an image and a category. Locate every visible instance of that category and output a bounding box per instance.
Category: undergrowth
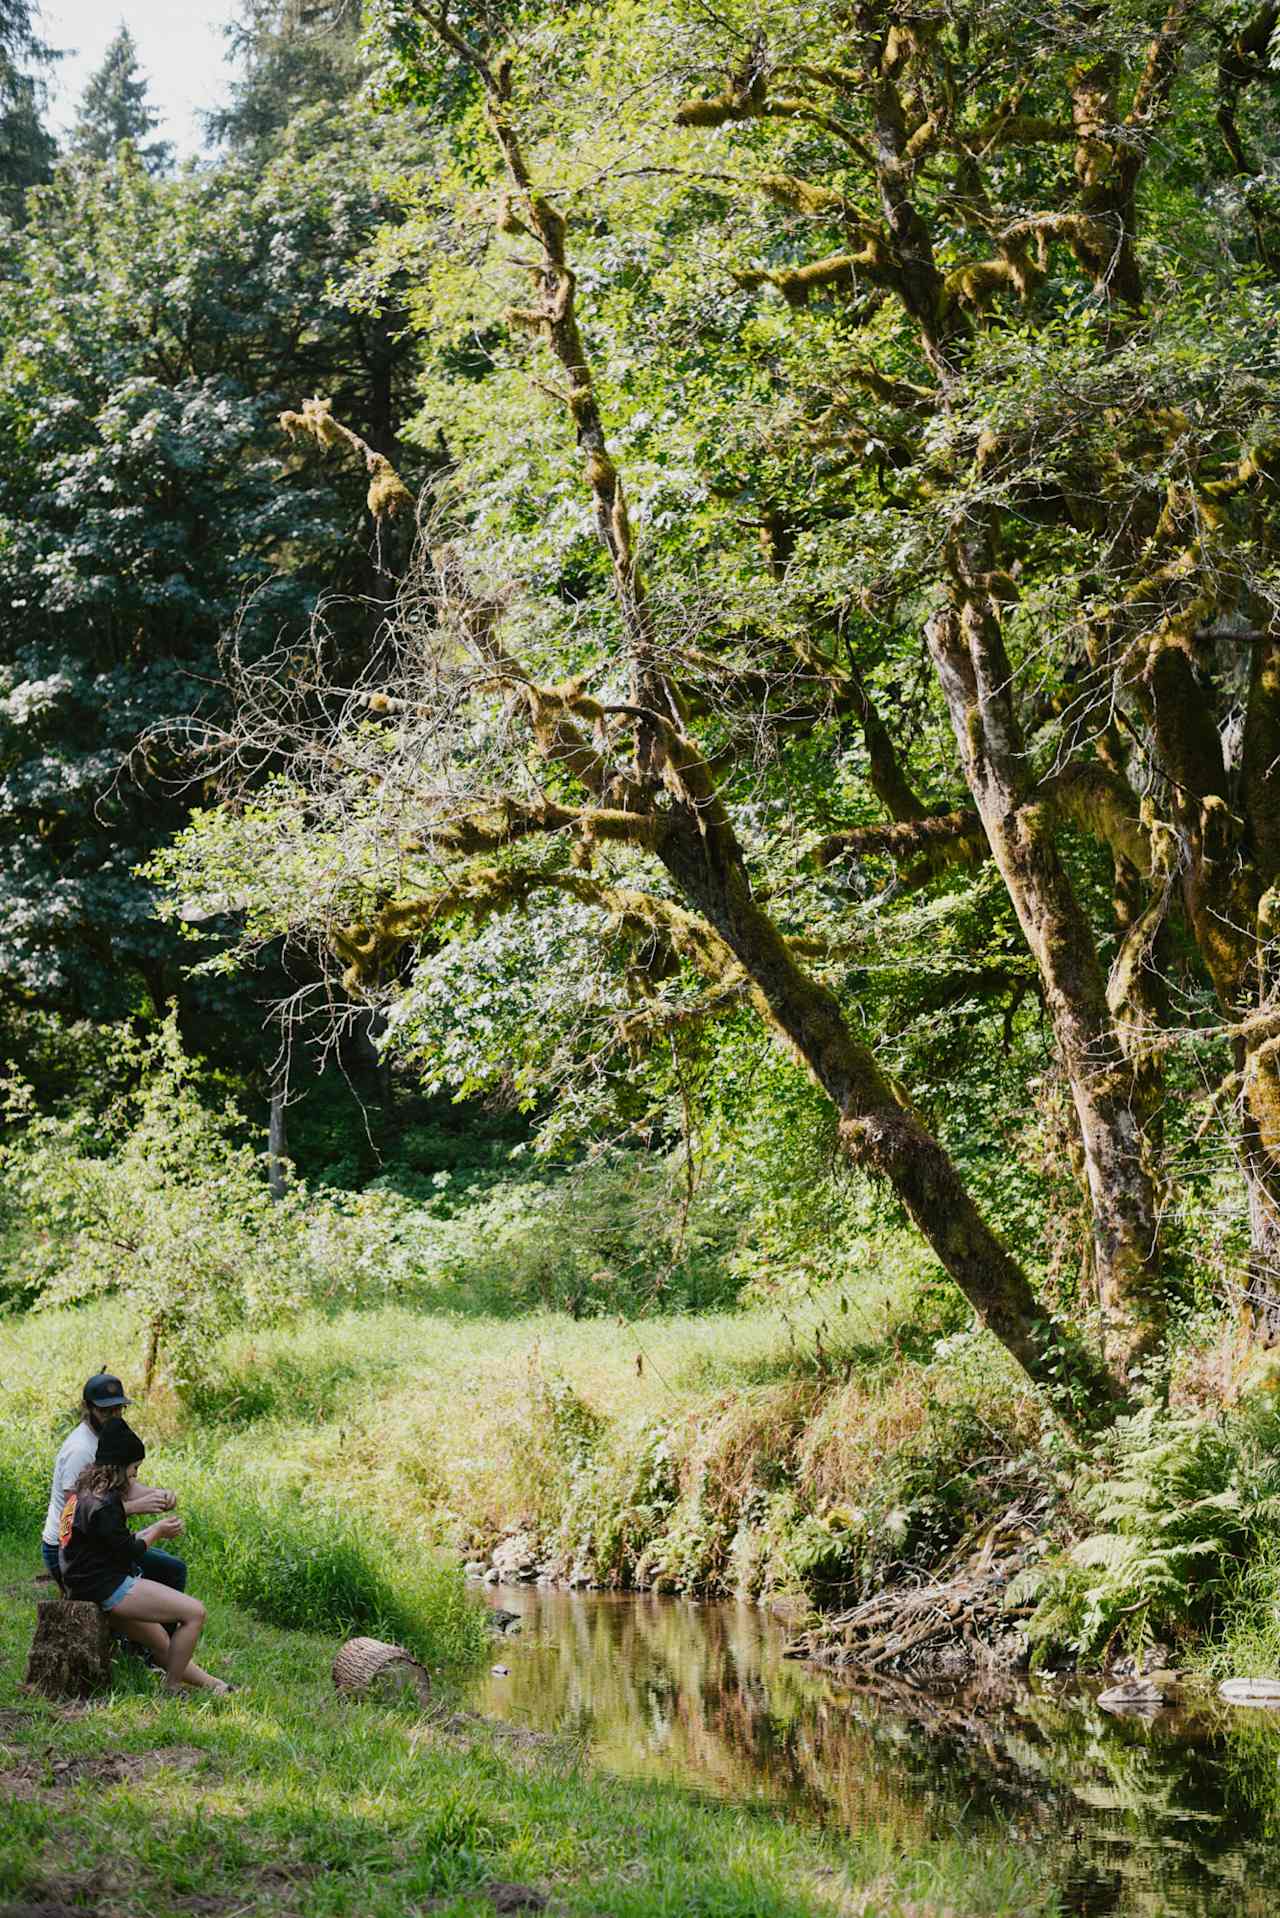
[1015,1403,1280,1669]
[0,1258,1048,1619]
[14,1271,1280,1672]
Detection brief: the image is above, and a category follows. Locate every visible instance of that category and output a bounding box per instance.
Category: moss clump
[280,396,414,523]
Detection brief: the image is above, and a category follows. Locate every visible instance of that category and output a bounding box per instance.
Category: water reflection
[468,1585,1280,1917]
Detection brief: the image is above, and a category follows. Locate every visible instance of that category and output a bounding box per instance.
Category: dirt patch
[0,1744,205,1802]
[419,1891,547,1917]
[256,1866,325,1887]
[7,1867,117,1903]
[0,1905,96,1918]
[0,1876,116,1918]
[6,1869,246,1918]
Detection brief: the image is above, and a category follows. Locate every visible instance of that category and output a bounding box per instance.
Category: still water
[468,1584,1280,1917]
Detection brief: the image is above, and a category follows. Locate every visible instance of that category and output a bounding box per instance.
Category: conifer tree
[0,0,54,221]
[209,0,360,152]
[71,22,172,173]
[0,36,426,1033]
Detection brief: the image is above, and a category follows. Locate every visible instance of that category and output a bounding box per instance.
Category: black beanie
[96,1419,146,1470]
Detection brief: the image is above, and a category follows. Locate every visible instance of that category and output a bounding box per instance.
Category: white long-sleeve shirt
[42,1420,98,1547]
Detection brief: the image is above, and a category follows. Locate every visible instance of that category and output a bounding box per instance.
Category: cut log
[331,1636,430,1706]
[24,1600,114,1700]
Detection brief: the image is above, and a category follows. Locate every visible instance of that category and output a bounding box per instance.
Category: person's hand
[155,1515,184,1541]
[127,1489,177,1516]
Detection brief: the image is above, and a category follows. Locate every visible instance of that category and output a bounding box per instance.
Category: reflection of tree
[477,1591,1280,1913]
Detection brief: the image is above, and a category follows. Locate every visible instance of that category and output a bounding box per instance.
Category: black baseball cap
[96,1419,146,1469]
[83,1372,132,1410]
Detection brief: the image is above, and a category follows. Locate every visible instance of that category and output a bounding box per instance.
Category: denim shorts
[101,1574,140,1612]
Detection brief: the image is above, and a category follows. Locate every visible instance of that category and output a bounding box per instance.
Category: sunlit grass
[0,1269,1036,1599]
[0,1538,1059,1917]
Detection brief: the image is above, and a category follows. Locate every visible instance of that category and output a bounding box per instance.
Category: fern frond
[1070,1534,1143,1575]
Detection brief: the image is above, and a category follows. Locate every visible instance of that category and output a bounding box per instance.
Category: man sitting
[41,1372,187,1596]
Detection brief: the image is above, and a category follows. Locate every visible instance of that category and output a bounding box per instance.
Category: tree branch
[815,809,988,886]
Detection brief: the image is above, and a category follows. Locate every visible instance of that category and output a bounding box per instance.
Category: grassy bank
[0,1250,1044,1621]
[0,1538,1057,1918]
[7,1262,1280,1677]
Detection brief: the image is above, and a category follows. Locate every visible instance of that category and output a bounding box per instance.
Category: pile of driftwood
[788,1514,1038,1678]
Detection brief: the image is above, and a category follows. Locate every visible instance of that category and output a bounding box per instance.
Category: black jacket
[58,1487,147,1605]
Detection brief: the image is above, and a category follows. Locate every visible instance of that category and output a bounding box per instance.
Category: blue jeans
[139,1547,188,1592]
[41,1541,188,1593]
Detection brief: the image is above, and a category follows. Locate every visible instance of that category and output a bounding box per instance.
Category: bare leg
[163,1610,207,1690]
[114,1617,170,1661]
[108,1580,229,1693]
[114,1615,222,1691]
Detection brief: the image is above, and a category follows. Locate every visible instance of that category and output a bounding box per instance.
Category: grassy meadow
[0,1237,1043,1620]
[0,1270,1068,1913]
[5,1236,1280,1914]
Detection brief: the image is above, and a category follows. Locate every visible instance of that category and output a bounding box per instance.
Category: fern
[1023,1405,1280,1666]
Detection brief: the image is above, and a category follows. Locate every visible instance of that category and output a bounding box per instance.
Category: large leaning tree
[162,0,1279,1416]
[645,0,1280,1364]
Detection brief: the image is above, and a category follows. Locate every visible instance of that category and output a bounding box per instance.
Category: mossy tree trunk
[1137,623,1280,1328]
[653,0,1274,1368]
[657,806,1119,1409]
[927,574,1164,1380]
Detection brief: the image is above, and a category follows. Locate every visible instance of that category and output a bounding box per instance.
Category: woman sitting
[59,1418,233,1696]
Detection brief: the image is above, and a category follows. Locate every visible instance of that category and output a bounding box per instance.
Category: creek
[468,1584,1280,1917]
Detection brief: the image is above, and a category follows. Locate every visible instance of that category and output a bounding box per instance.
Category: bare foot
[164,1674,234,1696]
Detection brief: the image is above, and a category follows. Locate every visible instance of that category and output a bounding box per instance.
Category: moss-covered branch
[333,863,741,997]
[814,810,988,885]
[411,797,665,860]
[280,396,413,521]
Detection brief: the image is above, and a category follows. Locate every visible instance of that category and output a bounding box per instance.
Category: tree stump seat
[25,1598,114,1700]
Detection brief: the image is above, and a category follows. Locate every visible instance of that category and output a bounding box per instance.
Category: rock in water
[24,1600,114,1700]
[1106,1643,1171,1679]
[1219,1677,1280,1707]
[1098,1678,1169,1715]
[331,1637,430,1706]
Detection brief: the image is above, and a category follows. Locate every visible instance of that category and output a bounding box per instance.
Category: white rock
[1098,1679,1167,1714]
[1219,1678,1280,1707]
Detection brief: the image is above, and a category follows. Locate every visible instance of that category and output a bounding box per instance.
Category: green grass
[0,1538,1059,1917]
[0,1274,1039,1612]
[0,1400,487,1670]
